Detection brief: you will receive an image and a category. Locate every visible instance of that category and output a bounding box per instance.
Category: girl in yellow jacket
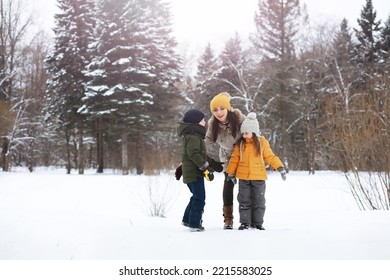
[226,112,287,230]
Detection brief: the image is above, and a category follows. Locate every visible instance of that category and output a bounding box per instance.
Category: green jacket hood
[176,121,188,137]
[177,122,206,138]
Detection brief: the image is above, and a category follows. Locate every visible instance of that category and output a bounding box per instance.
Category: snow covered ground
[1,168,389,261]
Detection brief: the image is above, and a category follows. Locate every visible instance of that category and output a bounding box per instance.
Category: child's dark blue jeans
[182,177,205,228]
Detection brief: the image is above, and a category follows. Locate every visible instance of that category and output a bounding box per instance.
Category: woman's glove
[209,159,224,172]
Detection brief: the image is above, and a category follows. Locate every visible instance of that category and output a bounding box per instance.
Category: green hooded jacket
[177,122,209,184]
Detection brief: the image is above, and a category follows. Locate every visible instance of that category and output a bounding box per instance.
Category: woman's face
[212,107,228,123]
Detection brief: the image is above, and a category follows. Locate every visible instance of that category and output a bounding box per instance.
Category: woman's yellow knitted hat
[210,92,232,112]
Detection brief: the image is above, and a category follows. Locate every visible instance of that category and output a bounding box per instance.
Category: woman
[205,92,246,229]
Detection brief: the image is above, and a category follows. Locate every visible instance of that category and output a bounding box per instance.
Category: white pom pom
[247,112,257,120]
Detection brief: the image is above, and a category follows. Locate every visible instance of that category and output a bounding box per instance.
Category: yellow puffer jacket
[226,136,284,181]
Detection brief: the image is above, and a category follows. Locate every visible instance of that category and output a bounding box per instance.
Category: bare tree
[0,0,31,101]
[325,78,390,210]
[0,0,32,171]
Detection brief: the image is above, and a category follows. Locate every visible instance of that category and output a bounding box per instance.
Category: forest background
[0,0,389,209]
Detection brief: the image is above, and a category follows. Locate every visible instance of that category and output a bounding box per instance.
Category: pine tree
[337,1,390,177]
[194,43,220,113]
[82,0,181,128]
[125,0,182,173]
[378,15,390,68]
[217,33,245,96]
[251,0,306,66]
[330,18,355,113]
[81,0,149,173]
[81,0,181,173]
[250,0,308,167]
[217,33,259,113]
[137,0,182,131]
[353,0,382,67]
[45,0,95,174]
[332,19,354,69]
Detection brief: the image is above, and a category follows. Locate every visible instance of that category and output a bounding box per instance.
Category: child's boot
[255,224,265,230]
[238,223,249,230]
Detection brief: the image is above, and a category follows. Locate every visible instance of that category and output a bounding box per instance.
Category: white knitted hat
[240,112,260,136]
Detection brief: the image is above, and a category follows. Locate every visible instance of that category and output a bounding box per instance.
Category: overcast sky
[169,0,390,51]
[30,0,390,51]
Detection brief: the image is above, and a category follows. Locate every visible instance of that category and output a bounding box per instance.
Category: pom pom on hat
[210,92,232,112]
[240,112,260,136]
[183,109,205,124]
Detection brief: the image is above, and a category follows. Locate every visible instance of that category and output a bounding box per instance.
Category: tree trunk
[1,137,9,171]
[136,134,144,175]
[307,116,316,174]
[279,79,287,168]
[28,139,34,172]
[65,129,71,174]
[96,117,104,173]
[73,137,78,170]
[78,131,84,175]
[121,132,129,175]
[88,143,93,169]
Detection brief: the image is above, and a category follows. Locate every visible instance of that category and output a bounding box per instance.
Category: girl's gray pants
[237,179,266,226]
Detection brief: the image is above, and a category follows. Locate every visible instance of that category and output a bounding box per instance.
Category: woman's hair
[239,133,261,157]
[211,110,240,142]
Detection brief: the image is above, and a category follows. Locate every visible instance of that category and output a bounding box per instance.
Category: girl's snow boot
[254,224,265,230]
[238,223,249,230]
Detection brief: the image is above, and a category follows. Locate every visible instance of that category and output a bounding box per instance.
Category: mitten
[175,164,182,180]
[277,167,287,181]
[203,168,214,181]
[226,174,237,185]
[209,159,224,172]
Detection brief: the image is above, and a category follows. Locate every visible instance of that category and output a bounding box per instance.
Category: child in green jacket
[177,109,210,232]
